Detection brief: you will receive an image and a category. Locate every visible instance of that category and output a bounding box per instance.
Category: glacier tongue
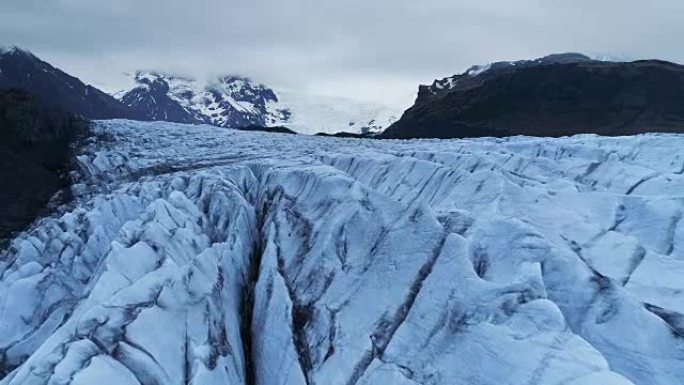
[2,119,684,385]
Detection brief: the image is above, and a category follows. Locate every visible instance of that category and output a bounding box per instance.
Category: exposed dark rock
[0,89,90,245]
[382,53,684,139]
[237,125,297,135]
[0,47,141,120]
[314,131,376,139]
[120,74,199,123]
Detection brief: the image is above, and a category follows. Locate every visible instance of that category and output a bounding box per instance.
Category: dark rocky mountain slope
[382,53,684,138]
[0,89,90,244]
[0,47,141,120]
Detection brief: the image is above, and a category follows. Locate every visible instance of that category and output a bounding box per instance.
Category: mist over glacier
[1,120,683,385]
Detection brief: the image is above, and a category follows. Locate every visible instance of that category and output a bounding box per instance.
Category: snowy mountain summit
[117,72,401,134]
[1,119,683,385]
[117,72,288,128]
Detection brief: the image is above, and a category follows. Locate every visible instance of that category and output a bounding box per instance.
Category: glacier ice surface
[1,119,684,385]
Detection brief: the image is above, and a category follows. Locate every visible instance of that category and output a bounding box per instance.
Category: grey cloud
[1,0,682,105]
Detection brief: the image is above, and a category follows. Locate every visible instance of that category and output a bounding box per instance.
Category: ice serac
[2,120,684,385]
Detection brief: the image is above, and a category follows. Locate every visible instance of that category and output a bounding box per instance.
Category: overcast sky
[2,0,683,107]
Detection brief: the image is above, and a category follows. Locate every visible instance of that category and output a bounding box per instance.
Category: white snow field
[1,120,684,385]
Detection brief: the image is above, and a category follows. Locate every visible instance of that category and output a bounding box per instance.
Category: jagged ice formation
[1,120,684,385]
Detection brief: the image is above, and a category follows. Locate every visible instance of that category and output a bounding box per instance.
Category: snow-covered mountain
[2,119,683,385]
[115,72,401,134]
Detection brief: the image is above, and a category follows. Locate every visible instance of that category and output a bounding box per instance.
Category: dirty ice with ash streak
[1,119,684,385]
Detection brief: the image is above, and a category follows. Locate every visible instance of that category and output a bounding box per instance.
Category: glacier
[1,119,683,385]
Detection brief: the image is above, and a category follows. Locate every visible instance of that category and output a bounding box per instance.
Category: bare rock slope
[383,53,684,138]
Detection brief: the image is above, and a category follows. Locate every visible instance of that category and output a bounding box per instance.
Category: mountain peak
[463,52,593,79]
[536,52,592,63]
[426,52,596,95]
[0,45,138,119]
[0,45,36,58]
[216,74,253,84]
[117,71,284,127]
[210,75,269,94]
[134,71,193,83]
